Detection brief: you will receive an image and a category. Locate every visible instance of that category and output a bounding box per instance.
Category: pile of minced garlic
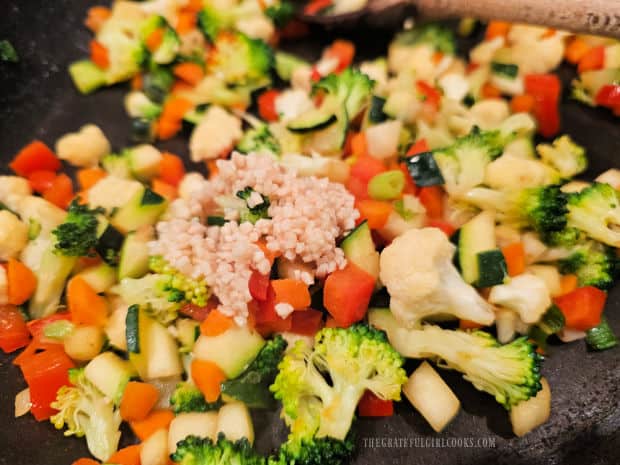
[149,152,359,325]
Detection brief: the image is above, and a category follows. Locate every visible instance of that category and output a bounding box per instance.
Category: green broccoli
[392,23,456,55]
[434,127,508,196]
[369,309,543,410]
[312,68,375,121]
[236,125,281,157]
[265,1,295,28]
[170,382,223,414]
[52,200,104,257]
[270,324,407,442]
[140,15,180,65]
[50,368,122,461]
[559,240,619,289]
[197,6,234,42]
[566,182,620,247]
[142,64,175,103]
[236,187,271,224]
[172,435,265,465]
[537,135,587,179]
[221,335,287,408]
[269,434,355,465]
[543,226,583,248]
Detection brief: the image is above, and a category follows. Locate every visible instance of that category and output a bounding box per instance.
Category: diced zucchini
[303,113,348,155]
[106,304,128,351]
[168,412,218,453]
[102,154,132,178]
[367,95,388,124]
[529,305,565,350]
[128,145,162,181]
[69,60,106,94]
[490,61,519,79]
[76,262,117,293]
[286,106,337,133]
[403,361,460,433]
[510,377,551,437]
[126,304,141,354]
[340,221,379,279]
[585,317,618,351]
[404,151,445,187]
[476,249,508,288]
[193,326,265,378]
[275,51,309,81]
[578,69,620,97]
[216,402,254,444]
[84,352,135,405]
[458,211,497,286]
[141,428,169,465]
[119,227,154,279]
[176,318,200,352]
[95,220,125,266]
[111,187,167,234]
[29,247,76,318]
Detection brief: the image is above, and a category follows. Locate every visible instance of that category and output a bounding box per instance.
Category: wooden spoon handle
[415,0,620,37]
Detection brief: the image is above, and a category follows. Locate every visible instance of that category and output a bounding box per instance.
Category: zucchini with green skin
[458,211,498,286]
[491,62,519,79]
[585,317,618,351]
[84,352,135,405]
[286,101,338,133]
[118,228,153,279]
[404,152,445,187]
[367,96,389,124]
[77,262,117,293]
[529,305,565,351]
[340,221,380,280]
[111,187,167,234]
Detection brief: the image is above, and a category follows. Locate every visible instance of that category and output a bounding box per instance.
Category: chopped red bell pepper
[323,262,375,327]
[406,139,430,157]
[19,347,75,420]
[26,312,72,342]
[278,20,310,39]
[304,0,333,15]
[290,309,324,336]
[416,81,441,110]
[418,186,444,219]
[554,286,607,331]
[358,391,394,417]
[345,176,370,200]
[324,40,355,73]
[426,219,456,237]
[179,297,218,322]
[524,74,561,138]
[595,84,620,108]
[257,89,280,122]
[350,156,387,183]
[254,287,294,336]
[0,305,31,353]
[10,140,61,177]
[249,270,270,302]
[28,170,58,194]
[43,173,74,209]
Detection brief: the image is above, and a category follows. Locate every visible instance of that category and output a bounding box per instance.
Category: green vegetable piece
[43,320,75,340]
[368,95,388,124]
[207,216,227,226]
[368,170,406,200]
[0,39,18,62]
[586,317,618,351]
[476,249,508,287]
[170,382,222,414]
[68,60,106,95]
[126,304,140,353]
[405,151,445,187]
[491,61,519,79]
[52,201,105,257]
[528,305,565,351]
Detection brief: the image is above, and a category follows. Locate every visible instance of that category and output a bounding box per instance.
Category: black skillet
[0,1,619,464]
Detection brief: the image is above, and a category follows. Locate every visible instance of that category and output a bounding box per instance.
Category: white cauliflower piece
[274,90,314,123]
[56,124,111,167]
[0,176,32,211]
[88,176,143,212]
[15,196,66,235]
[235,16,275,42]
[380,228,495,328]
[488,274,551,324]
[484,155,560,190]
[189,106,242,162]
[0,210,29,261]
[178,172,207,200]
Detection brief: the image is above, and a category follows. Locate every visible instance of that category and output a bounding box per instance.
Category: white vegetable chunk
[141,428,169,465]
[510,377,551,437]
[56,124,111,167]
[168,412,218,453]
[488,274,551,324]
[216,402,254,444]
[190,106,242,162]
[0,210,28,261]
[0,176,32,211]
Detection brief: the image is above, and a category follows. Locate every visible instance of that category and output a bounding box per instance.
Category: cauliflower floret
[87,176,143,212]
[15,196,66,235]
[484,155,560,190]
[235,16,275,42]
[178,172,207,200]
[488,274,551,324]
[56,124,111,168]
[0,210,29,261]
[189,106,242,162]
[290,64,313,92]
[379,228,495,328]
[274,89,314,123]
[0,176,32,211]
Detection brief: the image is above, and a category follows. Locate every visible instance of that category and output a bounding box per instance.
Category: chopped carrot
[191,359,227,402]
[459,319,484,330]
[186,0,204,12]
[67,276,108,327]
[89,40,109,69]
[120,381,160,422]
[161,97,194,121]
[271,279,311,310]
[176,10,197,34]
[173,62,205,86]
[324,39,355,72]
[171,79,193,94]
[565,37,592,64]
[71,459,100,465]
[432,51,444,64]
[355,200,393,229]
[159,152,185,187]
[77,167,106,190]
[43,174,74,209]
[7,258,37,306]
[542,28,556,39]
[560,274,578,295]
[206,159,219,179]
[130,73,143,91]
[418,186,444,219]
[501,242,526,277]
[84,6,111,33]
[578,46,605,73]
[200,309,234,337]
[304,0,333,15]
[485,21,511,40]
[256,239,279,266]
[510,94,536,114]
[107,444,142,465]
[145,28,165,52]
[350,132,368,157]
[130,409,174,441]
[152,178,177,200]
[257,89,280,122]
[156,118,182,140]
[481,82,502,99]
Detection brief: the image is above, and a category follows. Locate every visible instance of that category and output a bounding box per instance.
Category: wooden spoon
[301,0,620,38]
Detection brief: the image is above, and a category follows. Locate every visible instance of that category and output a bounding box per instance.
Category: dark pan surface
[0,2,619,464]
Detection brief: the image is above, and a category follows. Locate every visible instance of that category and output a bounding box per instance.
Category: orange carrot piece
[90,40,109,69]
[578,45,605,73]
[152,178,177,200]
[131,73,143,91]
[350,132,368,157]
[159,152,185,187]
[71,458,100,465]
[145,28,165,52]
[271,279,311,310]
[155,119,182,140]
[481,82,502,99]
[186,0,204,12]
[84,6,111,33]
[501,242,526,277]
[459,319,484,330]
[565,37,591,64]
[77,168,106,190]
[43,174,74,209]
[485,21,511,40]
[256,239,279,266]
[176,10,197,34]
[173,62,205,86]
[107,444,142,465]
[560,274,578,295]
[200,309,234,337]
[191,359,227,402]
[206,159,219,179]
[67,276,108,327]
[161,97,194,121]
[130,409,174,441]
[7,258,37,305]
[355,200,393,230]
[510,94,535,114]
[120,381,160,422]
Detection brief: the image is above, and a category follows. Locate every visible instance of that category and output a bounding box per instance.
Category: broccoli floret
[222,335,287,408]
[236,125,281,157]
[170,382,222,414]
[434,127,508,196]
[197,6,234,42]
[50,368,122,461]
[559,240,619,289]
[544,226,583,248]
[369,310,543,409]
[313,68,375,121]
[393,23,456,55]
[52,200,104,257]
[236,187,271,224]
[537,135,587,179]
[270,325,407,442]
[265,1,295,28]
[566,182,620,247]
[269,434,355,465]
[172,435,265,465]
[140,15,180,65]
[143,64,175,103]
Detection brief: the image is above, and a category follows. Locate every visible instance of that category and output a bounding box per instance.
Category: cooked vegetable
[566,182,620,247]
[488,274,552,324]
[510,377,551,437]
[585,317,618,351]
[172,435,264,465]
[537,135,587,179]
[559,240,619,289]
[52,201,104,257]
[170,382,222,414]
